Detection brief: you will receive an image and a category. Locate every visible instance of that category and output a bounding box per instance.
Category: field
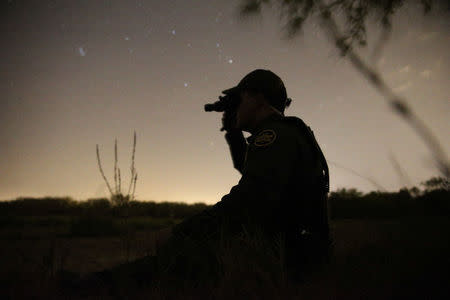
[0,215,449,299]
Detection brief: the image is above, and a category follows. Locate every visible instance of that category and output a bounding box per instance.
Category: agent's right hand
[221,110,238,132]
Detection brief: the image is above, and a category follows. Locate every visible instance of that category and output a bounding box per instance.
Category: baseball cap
[222,69,290,113]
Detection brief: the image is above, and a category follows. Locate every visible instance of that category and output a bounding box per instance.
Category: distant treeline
[0,198,209,219]
[1,177,448,219]
[329,187,449,219]
[329,176,449,218]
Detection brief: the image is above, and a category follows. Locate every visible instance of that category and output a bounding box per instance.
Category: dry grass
[1,216,449,299]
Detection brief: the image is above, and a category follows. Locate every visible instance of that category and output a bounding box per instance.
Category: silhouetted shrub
[329,182,450,219]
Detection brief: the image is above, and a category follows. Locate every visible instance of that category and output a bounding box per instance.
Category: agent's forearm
[224,130,247,174]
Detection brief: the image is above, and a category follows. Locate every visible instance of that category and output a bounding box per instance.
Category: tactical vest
[282,116,330,240]
[283,116,329,193]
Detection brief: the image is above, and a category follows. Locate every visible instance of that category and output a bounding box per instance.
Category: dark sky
[1,0,449,203]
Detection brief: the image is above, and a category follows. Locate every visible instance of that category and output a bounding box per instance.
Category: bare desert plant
[96,131,138,206]
[96,131,138,262]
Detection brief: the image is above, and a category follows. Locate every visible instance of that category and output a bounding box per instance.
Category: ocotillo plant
[96,131,138,206]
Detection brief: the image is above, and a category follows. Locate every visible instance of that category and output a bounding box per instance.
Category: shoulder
[249,116,307,148]
[244,120,301,164]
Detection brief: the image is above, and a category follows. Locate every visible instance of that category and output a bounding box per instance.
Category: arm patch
[254,129,277,147]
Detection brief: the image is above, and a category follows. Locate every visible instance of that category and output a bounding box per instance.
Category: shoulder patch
[254,129,277,147]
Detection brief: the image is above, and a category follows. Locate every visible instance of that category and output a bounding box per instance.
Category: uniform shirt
[173,113,329,242]
[222,113,327,232]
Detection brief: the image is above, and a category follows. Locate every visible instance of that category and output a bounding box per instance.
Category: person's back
[272,115,330,279]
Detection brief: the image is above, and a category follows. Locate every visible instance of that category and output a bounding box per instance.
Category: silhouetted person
[169,69,330,279]
[65,69,330,295]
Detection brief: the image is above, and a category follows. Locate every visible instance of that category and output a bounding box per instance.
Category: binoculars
[204,93,241,113]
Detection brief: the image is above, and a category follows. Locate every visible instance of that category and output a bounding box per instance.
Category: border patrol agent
[170,69,330,279]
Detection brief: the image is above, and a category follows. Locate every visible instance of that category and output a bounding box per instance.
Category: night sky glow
[1,0,449,203]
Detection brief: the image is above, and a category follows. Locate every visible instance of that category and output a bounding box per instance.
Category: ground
[0,216,449,299]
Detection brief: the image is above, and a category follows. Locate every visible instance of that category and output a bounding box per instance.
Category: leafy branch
[237,0,449,178]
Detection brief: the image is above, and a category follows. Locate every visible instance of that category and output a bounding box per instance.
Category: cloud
[393,81,412,92]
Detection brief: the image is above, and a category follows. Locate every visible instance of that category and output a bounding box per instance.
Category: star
[171,30,176,35]
[78,47,86,56]
[184,82,189,87]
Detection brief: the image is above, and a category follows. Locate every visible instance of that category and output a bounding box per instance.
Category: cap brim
[221,86,240,95]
